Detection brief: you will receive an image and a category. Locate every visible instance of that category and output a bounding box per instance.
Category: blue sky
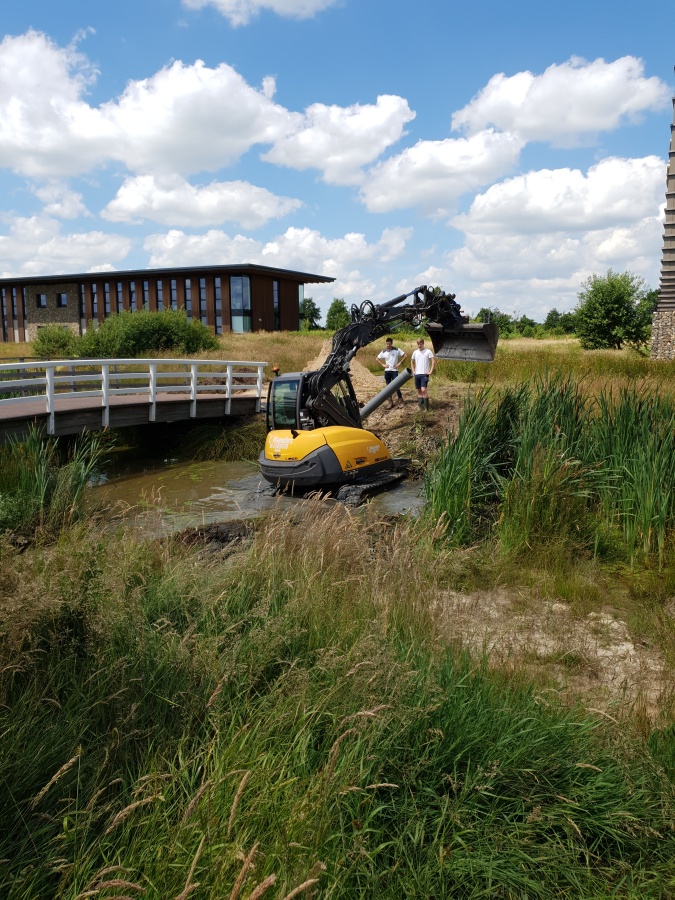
[0,0,672,321]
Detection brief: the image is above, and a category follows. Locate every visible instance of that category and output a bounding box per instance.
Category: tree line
[302,270,660,351]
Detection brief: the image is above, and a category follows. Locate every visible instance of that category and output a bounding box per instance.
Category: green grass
[1,507,674,898]
[426,375,675,567]
[0,427,104,539]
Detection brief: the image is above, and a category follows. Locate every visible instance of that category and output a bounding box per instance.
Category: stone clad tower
[651,85,675,358]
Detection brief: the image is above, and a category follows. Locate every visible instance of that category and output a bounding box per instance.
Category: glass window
[143,280,149,310]
[57,292,67,308]
[91,284,98,317]
[1,288,7,341]
[11,288,18,319]
[199,277,208,325]
[78,284,85,318]
[214,277,222,334]
[184,278,192,317]
[170,279,177,310]
[129,281,136,309]
[271,378,299,428]
[36,293,47,309]
[104,283,110,315]
[115,282,122,313]
[273,280,280,331]
[230,276,251,333]
[156,280,163,308]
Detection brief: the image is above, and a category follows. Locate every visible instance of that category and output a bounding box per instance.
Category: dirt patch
[433,589,668,716]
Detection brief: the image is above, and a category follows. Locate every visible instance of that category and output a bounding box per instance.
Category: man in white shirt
[376,337,407,407]
[411,337,435,410]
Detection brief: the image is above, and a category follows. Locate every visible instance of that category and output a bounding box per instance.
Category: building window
[12,288,18,320]
[230,276,251,333]
[115,282,123,313]
[170,279,177,310]
[1,288,7,342]
[104,283,111,316]
[156,280,163,309]
[142,280,150,310]
[214,277,222,334]
[273,280,280,331]
[57,292,67,308]
[91,284,98,318]
[36,293,47,309]
[79,284,85,319]
[184,279,192,317]
[199,277,208,325]
[129,281,136,309]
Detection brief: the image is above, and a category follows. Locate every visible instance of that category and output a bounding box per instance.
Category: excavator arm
[303,285,498,428]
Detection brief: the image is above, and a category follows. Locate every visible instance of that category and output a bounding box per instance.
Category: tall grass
[426,375,675,566]
[0,427,103,538]
[1,507,674,897]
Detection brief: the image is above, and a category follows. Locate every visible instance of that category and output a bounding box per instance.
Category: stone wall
[650,308,675,359]
[23,282,80,342]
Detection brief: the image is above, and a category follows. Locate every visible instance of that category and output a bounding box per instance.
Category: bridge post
[225,363,232,416]
[149,362,157,422]
[255,363,264,413]
[101,363,110,428]
[190,363,198,417]
[45,365,55,435]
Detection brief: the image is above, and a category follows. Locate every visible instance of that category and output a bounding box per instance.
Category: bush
[32,310,219,360]
[33,325,79,360]
[78,309,219,358]
[325,297,351,331]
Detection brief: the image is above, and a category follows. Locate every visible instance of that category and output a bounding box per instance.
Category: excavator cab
[425,321,499,363]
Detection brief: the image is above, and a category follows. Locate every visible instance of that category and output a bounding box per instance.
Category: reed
[1,508,673,897]
[0,427,103,538]
[426,375,675,566]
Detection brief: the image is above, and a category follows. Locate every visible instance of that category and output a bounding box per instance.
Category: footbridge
[0,357,267,444]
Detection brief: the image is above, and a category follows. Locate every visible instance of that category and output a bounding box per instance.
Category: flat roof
[0,263,335,286]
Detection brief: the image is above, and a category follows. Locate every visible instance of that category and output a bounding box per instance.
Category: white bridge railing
[0,358,267,434]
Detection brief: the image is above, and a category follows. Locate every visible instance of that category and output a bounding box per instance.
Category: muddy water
[90,454,425,536]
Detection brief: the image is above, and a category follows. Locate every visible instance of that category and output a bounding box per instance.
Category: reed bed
[0,427,103,538]
[1,507,674,898]
[425,375,675,567]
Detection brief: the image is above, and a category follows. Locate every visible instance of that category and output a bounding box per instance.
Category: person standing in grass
[376,337,407,407]
[411,337,434,410]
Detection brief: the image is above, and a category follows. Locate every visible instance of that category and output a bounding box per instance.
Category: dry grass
[0,341,33,360]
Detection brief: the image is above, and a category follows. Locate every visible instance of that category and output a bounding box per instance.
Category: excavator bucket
[426,322,499,363]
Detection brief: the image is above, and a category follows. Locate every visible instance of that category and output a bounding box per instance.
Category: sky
[0,0,673,322]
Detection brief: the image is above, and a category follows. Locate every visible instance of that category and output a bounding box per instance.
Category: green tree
[325,297,351,331]
[575,270,653,350]
[299,297,322,330]
[544,308,576,335]
[476,307,514,334]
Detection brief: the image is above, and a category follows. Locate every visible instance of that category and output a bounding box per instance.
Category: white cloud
[359,130,523,215]
[181,0,339,27]
[452,156,665,234]
[263,95,415,185]
[0,215,131,277]
[102,60,293,176]
[102,174,302,228]
[33,183,89,219]
[451,56,669,145]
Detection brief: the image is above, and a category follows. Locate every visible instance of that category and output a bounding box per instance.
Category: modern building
[651,81,675,358]
[0,263,334,343]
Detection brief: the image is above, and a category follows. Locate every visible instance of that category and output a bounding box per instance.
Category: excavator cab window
[267,376,300,430]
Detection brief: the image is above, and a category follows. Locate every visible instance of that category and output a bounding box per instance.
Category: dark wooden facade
[0,264,334,343]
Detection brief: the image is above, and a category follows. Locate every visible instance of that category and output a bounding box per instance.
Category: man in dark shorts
[411,337,435,410]
[376,337,407,407]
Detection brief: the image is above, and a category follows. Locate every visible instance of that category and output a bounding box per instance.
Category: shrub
[77,309,219,358]
[33,325,78,360]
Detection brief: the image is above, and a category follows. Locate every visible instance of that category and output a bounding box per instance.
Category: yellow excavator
[259,286,498,491]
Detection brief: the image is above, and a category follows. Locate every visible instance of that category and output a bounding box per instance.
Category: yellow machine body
[260,426,393,488]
